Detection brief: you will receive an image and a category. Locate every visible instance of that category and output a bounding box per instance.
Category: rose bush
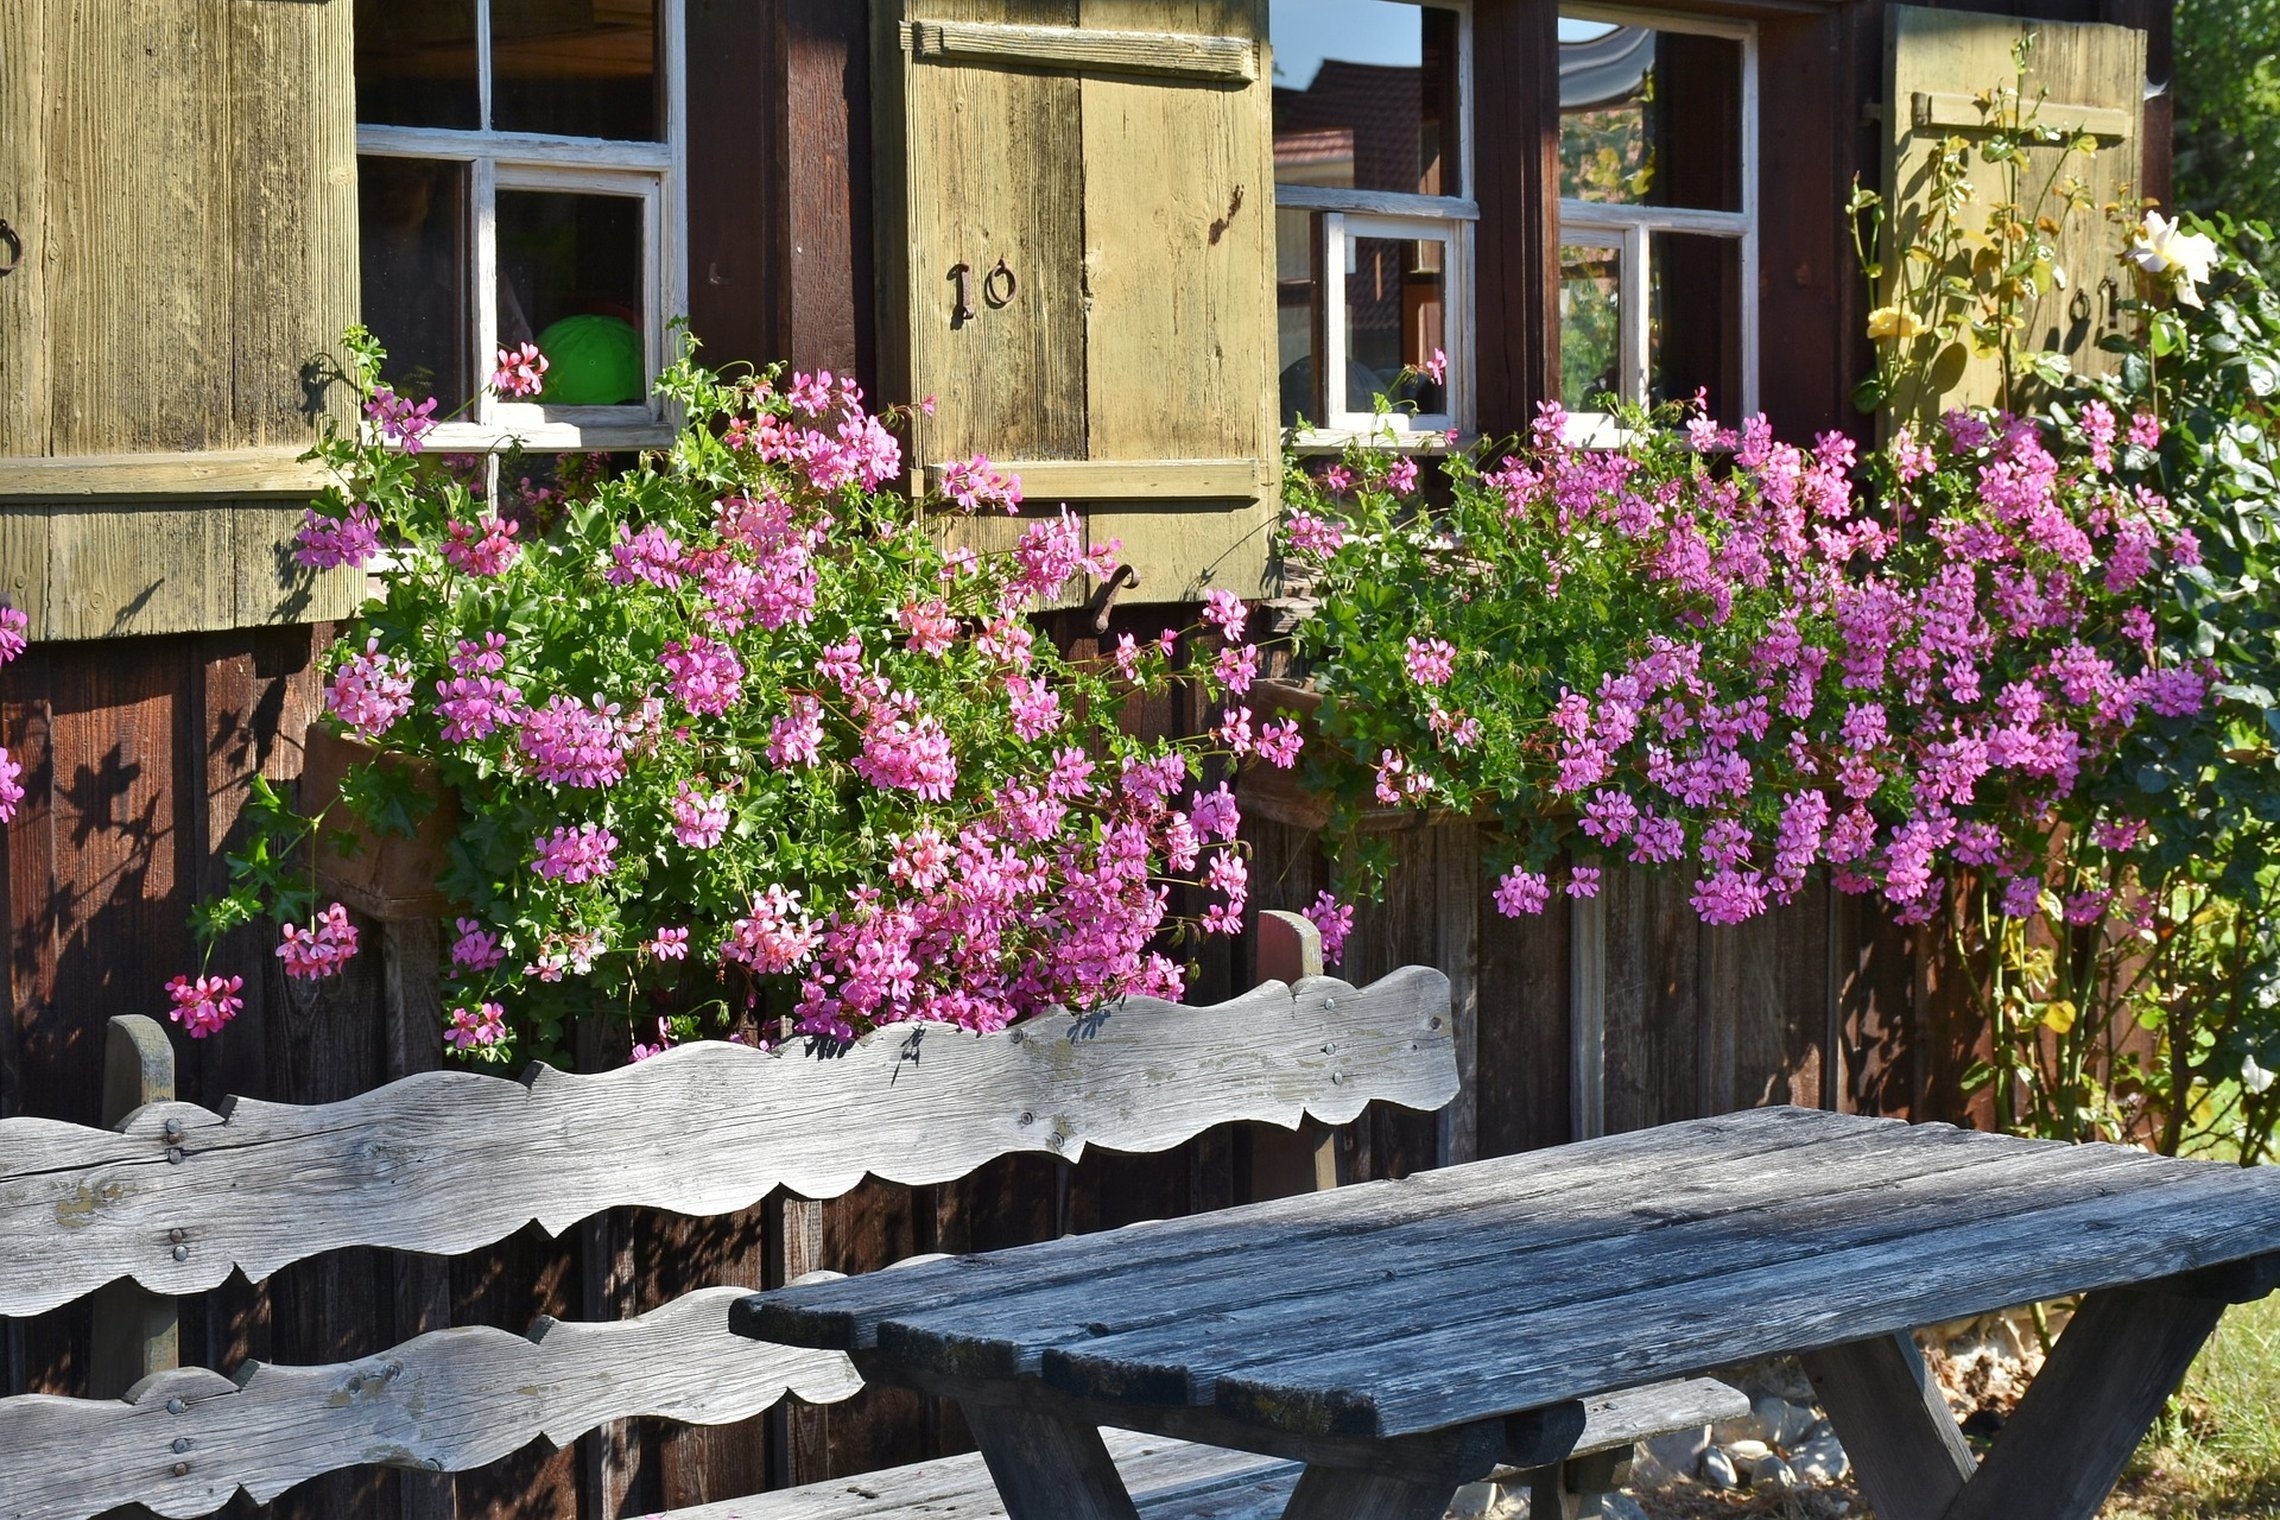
[186,330,1292,1064]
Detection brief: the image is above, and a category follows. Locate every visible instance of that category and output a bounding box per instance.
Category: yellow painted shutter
[1879,5,2146,426]
[0,0,362,639]
[876,0,1279,605]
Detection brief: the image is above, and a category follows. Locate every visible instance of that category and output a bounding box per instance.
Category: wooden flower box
[301,724,461,923]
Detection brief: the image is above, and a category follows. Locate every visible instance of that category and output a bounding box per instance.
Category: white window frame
[1556,4,1758,440]
[355,0,689,453]
[1274,0,1476,446]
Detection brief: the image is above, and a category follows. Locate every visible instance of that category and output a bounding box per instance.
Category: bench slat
[0,968,1450,1316]
[0,1288,860,1520]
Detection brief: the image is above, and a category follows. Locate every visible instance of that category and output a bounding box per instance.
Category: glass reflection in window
[492,0,661,140]
[1345,235,1447,417]
[1650,231,1742,420]
[1558,22,1739,211]
[1270,0,1460,196]
[355,0,480,129]
[495,189,647,407]
[359,156,473,411]
[1559,243,1621,412]
[1277,207,1324,428]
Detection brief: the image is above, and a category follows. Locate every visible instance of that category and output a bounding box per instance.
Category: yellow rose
[1866,305,1927,340]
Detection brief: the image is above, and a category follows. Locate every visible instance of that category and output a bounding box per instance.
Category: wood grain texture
[1943,1285,2227,1520]
[1799,1332,1973,1520]
[1882,6,2145,425]
[667,1427,1300,1520]
[0,1288,862,1520]
[0,969,1452,1315]
[1275,1467,1453,1520]
[0,0,50,458]
[910,19,1255,81]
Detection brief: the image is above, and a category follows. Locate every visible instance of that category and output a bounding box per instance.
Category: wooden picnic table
[737,1105,2280,1520]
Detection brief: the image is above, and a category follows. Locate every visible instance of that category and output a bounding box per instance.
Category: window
[1271,0,1472,439]
[1557,7,1756,430]
[354,0,686,450]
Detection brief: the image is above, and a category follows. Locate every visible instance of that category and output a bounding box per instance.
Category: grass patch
[2108,1290,2280,1517]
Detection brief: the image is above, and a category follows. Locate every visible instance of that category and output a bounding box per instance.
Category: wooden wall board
[1470,0,1561,437]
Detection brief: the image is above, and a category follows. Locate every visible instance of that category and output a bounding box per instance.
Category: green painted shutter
[0,0,363,639]
[1879,5,2147,427]
[876,0,1279,605]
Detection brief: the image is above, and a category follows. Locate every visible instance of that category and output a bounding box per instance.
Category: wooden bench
[0,914,1737,1520]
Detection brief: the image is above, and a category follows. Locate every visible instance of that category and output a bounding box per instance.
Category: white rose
[2129,212,2221,308]
[2246,1052,2276,1096]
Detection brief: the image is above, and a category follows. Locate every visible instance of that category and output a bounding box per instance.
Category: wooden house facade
[0,0,2175,1513]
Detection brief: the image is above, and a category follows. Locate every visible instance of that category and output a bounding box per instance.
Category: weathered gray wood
[964,1403,1145,1520]
[88,1015,178,1399]
[1528,1449,1621,1520]
[0,1287,862,1520]
[743,1107,1863,1354]
[1942,1285,2228,1520]
[1799,1332,1974,1520]
[0,968,1451,1315]
[862,1359,1571,1489]
[1275,1467,1453,1520]
[897,1122,2086,1389]
[1206,1150,2280,1438]
[1566,1378,1747,1456]
[663,1429,1300,1520]
[907,19,1256,84]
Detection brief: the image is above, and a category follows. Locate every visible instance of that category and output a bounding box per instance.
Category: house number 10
[950,258,1018,326]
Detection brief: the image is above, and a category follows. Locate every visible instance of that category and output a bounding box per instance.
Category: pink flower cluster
[277,902,360,979]
[519,696,629,788]
[167,973,244,1038]
[327,638,416,741]
[940,454,1023,514]
[446,1001,506,1050]
[1286,397,2199,929]
[532,822,619,884]
[296,502,381,570]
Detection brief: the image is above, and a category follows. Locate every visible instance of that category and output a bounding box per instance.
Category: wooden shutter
[875,0,1279,605]
[1879,5,2147,425]
[0,0,362,639]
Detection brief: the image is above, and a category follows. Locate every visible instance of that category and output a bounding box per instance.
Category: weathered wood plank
[1275,1467,1453,1520]
[0,968,1451,1315]
[663,1428,1299,1520]
[0,449,334,500]
[1798,1332,1973,1520]
[909,19,1256,82]
[87,1016,179,1399]
[1942,1285,2227,1520]
[1032,1129,2143,1409]
[965,1402,1144,1520]
[1565,1378,1747,1456]
[0,1288,862,1520]
[1206,1154,2280,1439]
[897,1118,2019,1388]
[743,1108,1860,1354]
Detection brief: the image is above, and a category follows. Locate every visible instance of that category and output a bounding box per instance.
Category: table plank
[741,1107,1875,1353]
[1037,1136,2170,1410]
[1210,1160,2280,1438]
[886,1121,2056,1384]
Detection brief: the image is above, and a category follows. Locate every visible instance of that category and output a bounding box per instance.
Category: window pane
[1650,232,1743,422]
[360,157,473,412]
[1345,236,1447,416]
[1277,208,1324,428]
[1271,1,1460,196]
[496,189,647,406]
[1558,243,1621,411]
[1558,20,1740,212]
[492,0,661,140]
[355,0,480,129]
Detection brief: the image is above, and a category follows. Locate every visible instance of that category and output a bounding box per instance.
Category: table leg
[962,1402,1144,1520]
[1277,1466,1457,1520]
[1939,1285,2226,1520]
[1800,1331,1974,1520]
[1526,1448,1623,1520]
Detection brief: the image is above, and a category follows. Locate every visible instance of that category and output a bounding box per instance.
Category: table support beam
[963,1403,1144,1520]
[1940,1286,2226,1520]
[1278,1466,1458,1520]
[1800,1331,1975,1520]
